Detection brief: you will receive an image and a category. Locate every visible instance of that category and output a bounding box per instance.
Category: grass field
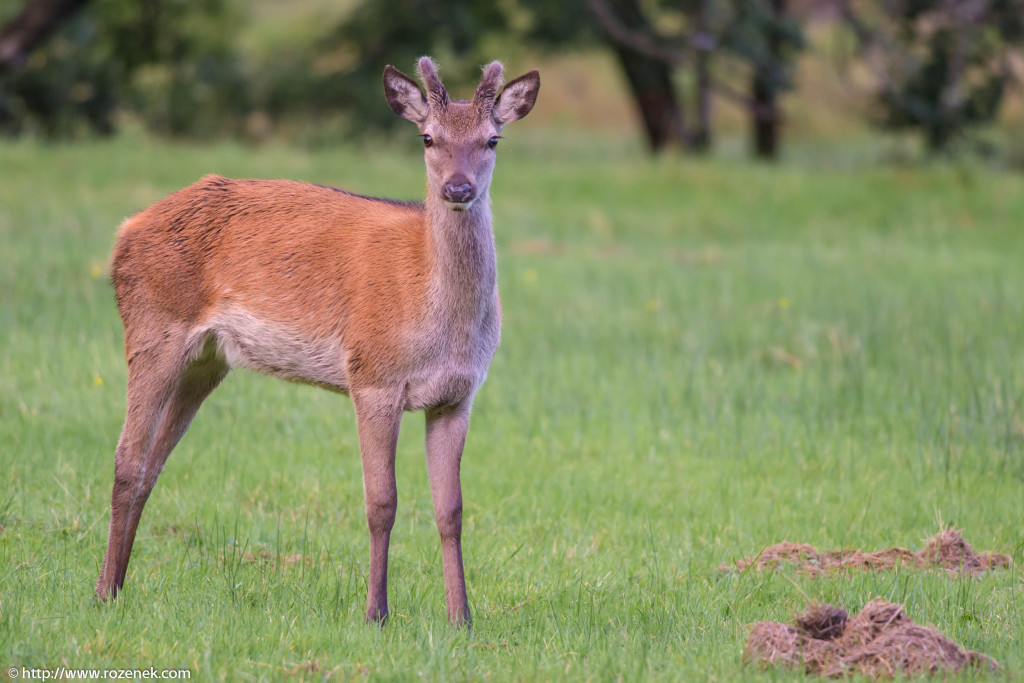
[2,130,1023,680]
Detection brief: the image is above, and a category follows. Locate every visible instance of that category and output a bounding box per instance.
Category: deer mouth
[444,197,475,211]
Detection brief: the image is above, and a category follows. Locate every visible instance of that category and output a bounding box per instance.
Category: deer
[95,57,539,627]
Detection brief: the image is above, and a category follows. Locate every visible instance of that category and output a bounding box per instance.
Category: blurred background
[2,0,1024,163]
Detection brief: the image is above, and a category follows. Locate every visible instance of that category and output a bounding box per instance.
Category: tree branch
[587,0,688,66]
[836,0,877,50]
[711,80,782,120]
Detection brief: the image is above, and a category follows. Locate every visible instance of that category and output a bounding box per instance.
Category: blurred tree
[588,0,805,159]
[841,0,1024,152]
[311,0,804,157]
[716,0,804,158]
[588,0,689,151]
[0,0,248,137]
[300,0,509,136]
[0,0,809,154]
[0,0,89,75]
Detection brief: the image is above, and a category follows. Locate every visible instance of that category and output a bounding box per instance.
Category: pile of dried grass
[721,528,1011,577]
[746,599,998,677]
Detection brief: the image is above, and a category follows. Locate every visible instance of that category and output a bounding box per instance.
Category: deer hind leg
[96,334,227,600]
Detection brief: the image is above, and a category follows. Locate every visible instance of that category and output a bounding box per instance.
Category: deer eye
[487,136,500,150]
[422,134,433,148]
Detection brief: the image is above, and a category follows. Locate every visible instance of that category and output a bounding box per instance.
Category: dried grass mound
[721,528,1011,577]
[745,599,999,678]
[919,528,1012,574]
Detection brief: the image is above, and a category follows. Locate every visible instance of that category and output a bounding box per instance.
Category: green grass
[2,131,1023,680]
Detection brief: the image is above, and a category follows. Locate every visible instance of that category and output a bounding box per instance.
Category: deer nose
[443,180,474,203]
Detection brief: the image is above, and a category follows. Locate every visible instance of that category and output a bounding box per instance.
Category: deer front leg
[424,403,472,627]
[352,388,403,624]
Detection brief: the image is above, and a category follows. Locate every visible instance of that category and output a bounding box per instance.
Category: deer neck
[425,192,497,319]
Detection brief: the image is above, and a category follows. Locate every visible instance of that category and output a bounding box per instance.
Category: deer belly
[202,308,349,392]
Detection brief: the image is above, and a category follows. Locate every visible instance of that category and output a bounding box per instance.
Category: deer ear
[493,70,540,125]
[383,65,429,123]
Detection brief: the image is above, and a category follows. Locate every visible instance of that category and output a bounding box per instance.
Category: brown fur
[95,58,540,628]
[114,179,441,390]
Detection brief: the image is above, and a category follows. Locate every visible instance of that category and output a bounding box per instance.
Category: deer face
[384,58,540,212]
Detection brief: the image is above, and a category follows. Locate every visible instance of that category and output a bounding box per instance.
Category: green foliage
[0,0,250,138]
[515,0,596,48]
[315,0,507,133]
[716,0,806,95]
[0,3,119,137]
[303,0,581,135]
[2,135,1024,677]
[0,0,598,140]
[248,0,603,140]
[854,0,1024,151]
[121,0,250,137]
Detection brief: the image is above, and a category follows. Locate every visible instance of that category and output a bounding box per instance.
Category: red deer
[95,57,540,627]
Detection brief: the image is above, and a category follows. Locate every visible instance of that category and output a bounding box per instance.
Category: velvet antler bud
[417,56,449,109]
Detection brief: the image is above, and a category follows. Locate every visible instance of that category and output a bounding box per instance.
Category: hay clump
[745,599,999,678]
[721,528,1010,577]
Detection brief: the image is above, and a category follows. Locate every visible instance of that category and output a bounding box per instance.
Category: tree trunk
[751,0,784,160]
[752,67,778,159]
[0,0,91,75]
[593,0,688,152]
[690,2,712,152]
[613,46,688,151]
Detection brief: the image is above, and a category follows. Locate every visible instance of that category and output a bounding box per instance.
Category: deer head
[383,57,540,211]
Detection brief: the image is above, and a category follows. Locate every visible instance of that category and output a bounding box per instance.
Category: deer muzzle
[442,173,475,208]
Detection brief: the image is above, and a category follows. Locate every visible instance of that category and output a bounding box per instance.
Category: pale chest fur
[398,201,501,411]
[401,293,501,411]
